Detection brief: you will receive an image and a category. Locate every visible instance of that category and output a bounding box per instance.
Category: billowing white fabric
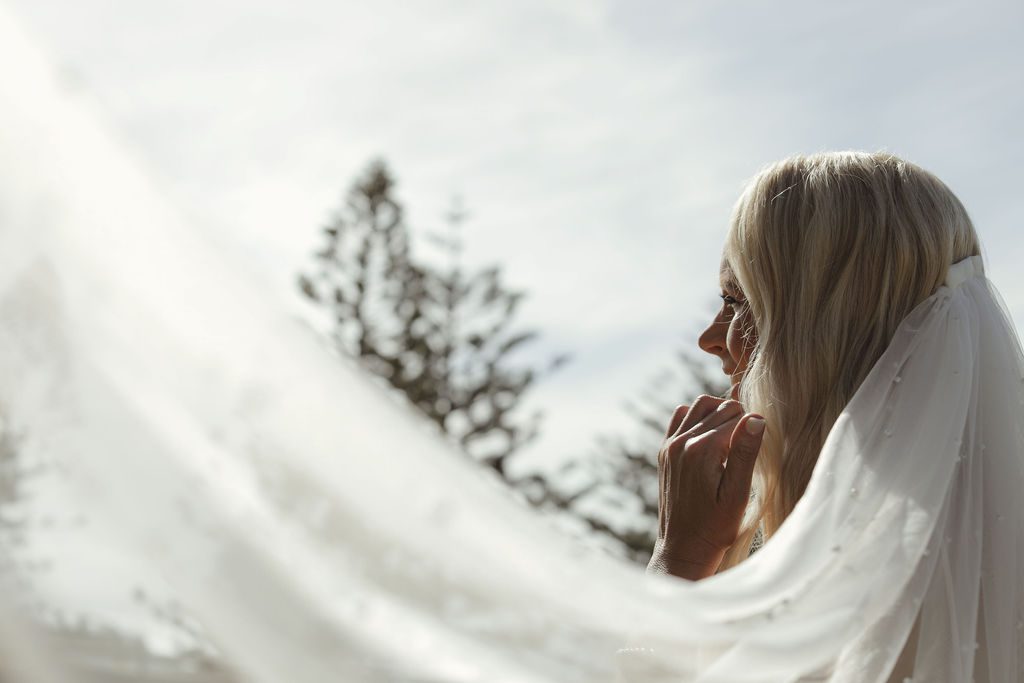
[0,6,1021,682]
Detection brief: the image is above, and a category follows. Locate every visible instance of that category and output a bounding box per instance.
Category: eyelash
[720,293,741,308]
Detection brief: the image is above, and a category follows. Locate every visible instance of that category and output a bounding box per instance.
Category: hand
[649,395,766,580]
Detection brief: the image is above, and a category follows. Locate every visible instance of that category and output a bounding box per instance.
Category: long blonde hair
[717,151,980,571]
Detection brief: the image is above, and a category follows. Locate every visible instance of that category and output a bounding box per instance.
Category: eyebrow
[719,263,740,293]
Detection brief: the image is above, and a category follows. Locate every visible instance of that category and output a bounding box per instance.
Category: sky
[7,0,1024,477]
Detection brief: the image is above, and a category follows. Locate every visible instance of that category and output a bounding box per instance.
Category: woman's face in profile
[698,255,757,399]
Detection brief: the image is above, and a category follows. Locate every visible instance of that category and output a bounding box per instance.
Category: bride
[641,150,1021,681]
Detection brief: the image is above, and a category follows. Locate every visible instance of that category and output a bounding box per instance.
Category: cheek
[725,311,755,367]
[725,323,744,362]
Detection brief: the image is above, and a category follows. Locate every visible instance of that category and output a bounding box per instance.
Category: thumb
[720,413,765,505]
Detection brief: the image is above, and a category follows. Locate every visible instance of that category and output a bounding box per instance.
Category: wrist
[648,535,727,581]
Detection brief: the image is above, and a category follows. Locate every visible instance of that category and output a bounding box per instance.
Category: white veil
[0,6,1021,682]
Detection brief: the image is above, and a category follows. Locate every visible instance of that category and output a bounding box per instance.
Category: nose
[698,313,728,361]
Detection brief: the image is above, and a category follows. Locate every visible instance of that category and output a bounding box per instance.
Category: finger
[680,399,744,439]
[679,412,741,454]
[665,404,690,438]
[677,413,742,483]
[685,414,743,484]
[674,394,725,436]
[719,413,766,505]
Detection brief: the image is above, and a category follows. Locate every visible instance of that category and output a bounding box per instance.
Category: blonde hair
[717,151,980,571]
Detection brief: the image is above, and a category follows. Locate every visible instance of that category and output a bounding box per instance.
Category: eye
[719,293,741,308]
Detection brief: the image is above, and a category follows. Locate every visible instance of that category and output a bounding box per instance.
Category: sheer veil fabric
[0,6,1022,683]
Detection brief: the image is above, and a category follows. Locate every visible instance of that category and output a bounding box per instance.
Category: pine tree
[298,159,567,475]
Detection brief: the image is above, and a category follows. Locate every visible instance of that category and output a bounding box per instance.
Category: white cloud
[8,0,1023,472]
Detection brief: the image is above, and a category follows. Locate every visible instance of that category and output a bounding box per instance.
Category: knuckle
[693,394,718,407]
[729,449,751,466]
[682,419,704,436]
[729,432,752,451]
[681,433,708,456]
[730,439,758,461]
[718,399,743,413]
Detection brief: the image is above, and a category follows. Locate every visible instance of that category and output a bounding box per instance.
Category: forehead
[719,256,740,290]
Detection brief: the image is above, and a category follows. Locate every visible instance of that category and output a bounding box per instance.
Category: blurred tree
[0,413,232,680]
[298,159,568,475]
[0,409,51,582]
[0,410,27,576]
[298,158,735,565]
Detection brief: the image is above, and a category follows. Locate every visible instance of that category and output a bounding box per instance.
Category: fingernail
[746,416,765,435]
